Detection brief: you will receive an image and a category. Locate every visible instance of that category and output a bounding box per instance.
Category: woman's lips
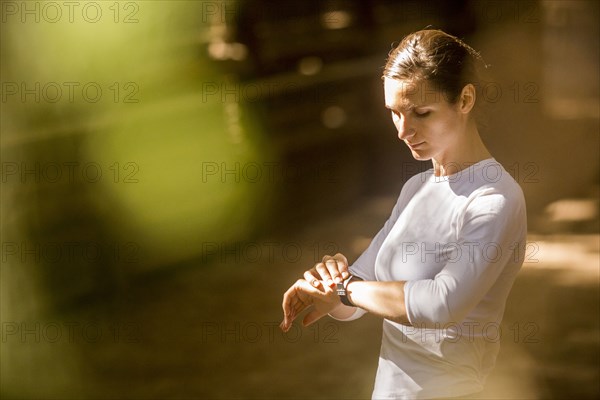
[407,141,425,148]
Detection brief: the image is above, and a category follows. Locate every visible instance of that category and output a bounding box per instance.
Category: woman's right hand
[303,253,351,288]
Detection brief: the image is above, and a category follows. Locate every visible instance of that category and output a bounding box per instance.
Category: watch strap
[336,274,355,306]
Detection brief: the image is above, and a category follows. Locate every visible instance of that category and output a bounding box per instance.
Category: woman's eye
[414,110,430,117]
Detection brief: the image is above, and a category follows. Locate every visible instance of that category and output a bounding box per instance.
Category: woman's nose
[396,118,415,140]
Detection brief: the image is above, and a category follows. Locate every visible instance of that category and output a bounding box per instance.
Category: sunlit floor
[3,196,599,399]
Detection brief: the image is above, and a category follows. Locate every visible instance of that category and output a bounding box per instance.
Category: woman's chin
[410,150,431,161]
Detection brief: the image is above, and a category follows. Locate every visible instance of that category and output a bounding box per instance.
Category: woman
[280,29,527,399]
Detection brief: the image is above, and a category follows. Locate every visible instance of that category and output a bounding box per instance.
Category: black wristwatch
[336,275,355,306]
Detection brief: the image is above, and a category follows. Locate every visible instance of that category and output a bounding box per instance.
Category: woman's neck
[432,126,492,177]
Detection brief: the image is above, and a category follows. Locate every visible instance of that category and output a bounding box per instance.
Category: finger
[303,308,327,327]
[282,284,296,315]
[314,262,333,286]
[322,256,343,284]
[282,280,324,330]
[290,295,310,318]
[303,270,322,288]
[282,282,307,327]
[334,253,350,279]
[286,286,333,332]
[294,278,327,297]
[281,285,295,328]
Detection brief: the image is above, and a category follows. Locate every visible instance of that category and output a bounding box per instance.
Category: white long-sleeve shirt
[342,158,527,399]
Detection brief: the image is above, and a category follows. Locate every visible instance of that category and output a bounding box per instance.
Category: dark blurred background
[1,1,598,399]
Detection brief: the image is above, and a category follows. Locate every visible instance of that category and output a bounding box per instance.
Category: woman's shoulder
[398,158,525,206]
[473,159,524,198]
[464,160,527,217]
[447,158,522,195]
[441,159,526,219]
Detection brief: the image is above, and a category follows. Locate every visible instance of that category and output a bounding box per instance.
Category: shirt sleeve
[349,187,410,282]
[328,306,367,321]
[332,188,409,322]
[404,188,527,327]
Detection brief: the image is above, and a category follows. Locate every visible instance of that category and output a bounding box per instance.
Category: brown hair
[383,29,487,104]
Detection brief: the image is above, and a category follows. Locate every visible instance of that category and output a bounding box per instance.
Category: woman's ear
[458,84,476,114]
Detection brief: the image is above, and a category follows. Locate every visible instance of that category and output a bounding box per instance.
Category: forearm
[344,280,411,325]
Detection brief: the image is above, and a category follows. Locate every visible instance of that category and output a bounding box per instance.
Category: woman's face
[383,77,465,162]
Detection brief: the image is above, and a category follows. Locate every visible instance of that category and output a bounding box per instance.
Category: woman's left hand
[280,278,341,332]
